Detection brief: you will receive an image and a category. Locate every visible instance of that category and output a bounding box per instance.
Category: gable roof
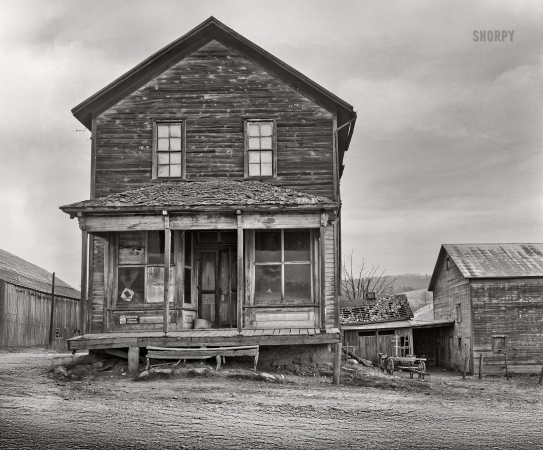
[429,243,543,290]
[0,249,80,299]
[60,180,337,215]
[340,294,414,326]
[72,17,356,163]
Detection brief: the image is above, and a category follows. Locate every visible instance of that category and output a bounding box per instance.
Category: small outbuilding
[429,243,543,375]
[0,249,80,350]
[341,294,453,366]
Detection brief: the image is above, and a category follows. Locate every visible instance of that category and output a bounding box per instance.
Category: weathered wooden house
[429,243,543,375]
[0,249,80,350]
[61,17,356,376]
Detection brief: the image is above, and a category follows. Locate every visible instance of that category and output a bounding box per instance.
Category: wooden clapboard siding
[91,236,106,333]
[0,281,79,350]
[324,222,336,327]
[94,40,335,199]
[471,278,543,375]
[432,253,471,371]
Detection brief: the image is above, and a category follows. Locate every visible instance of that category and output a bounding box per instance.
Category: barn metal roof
[60,180,336,215]
[429,243,543,290]
[0,249,80,299]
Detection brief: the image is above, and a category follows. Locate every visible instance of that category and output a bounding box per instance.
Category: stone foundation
[257,344,334,374]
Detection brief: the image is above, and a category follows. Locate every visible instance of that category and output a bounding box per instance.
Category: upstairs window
[153,122,184,179]
[245,120,276,178]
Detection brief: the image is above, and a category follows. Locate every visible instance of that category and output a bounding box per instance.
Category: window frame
[244,119,277,179]
[115,231,176,309]
[456,303,462,323]
[252,229,313,305]
[152,120,186,180]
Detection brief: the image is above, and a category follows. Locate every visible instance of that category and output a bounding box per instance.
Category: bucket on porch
[193,318,212,329]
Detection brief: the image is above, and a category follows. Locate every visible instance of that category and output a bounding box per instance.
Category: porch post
[163,212,171,334]
[320,212,328,331]
[80,230,88,335]
[237,210,243,333]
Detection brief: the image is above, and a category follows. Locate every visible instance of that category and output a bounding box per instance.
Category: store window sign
[119,315,140,325]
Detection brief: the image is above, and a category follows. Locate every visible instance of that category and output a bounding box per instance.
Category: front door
[198,248,237,328]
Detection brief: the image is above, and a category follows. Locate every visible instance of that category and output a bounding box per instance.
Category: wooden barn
[0,249,80,350]
[429,243,543,375]
[341,294,453,366]
[61,17,356,378]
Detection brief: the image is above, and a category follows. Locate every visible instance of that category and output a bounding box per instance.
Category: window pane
[184,268,192,303]
[260,163,272,176]
[157,126,169,138]
[255,231,281,262]
[260,151,273,163]
[170,152,182,164]
[146,267,174,303]
[170,164,182,177]
[247,123,260,136]
[158,138,169,150]
[284,230,311,261]
[198,231,219,245]
[248,163,260,176]
[248,137,260,149]
[248,151,260,163]
[148,230,164,264]
[254,265,281,304]
[170,125,182,137]
[260,123,273,136]
[158,153,169,164]
[118,232,146,265]
[158,165,169,177]
[170,138,181,150]
[284,264,311,301]
[117,267,145,304]
[260,137,272,149]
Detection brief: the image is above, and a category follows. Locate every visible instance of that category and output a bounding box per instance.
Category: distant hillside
[388,274,431,294]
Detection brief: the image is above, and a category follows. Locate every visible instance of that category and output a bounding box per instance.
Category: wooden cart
[378,353,429,379]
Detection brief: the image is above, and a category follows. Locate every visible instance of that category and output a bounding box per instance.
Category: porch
[68,327,341,351]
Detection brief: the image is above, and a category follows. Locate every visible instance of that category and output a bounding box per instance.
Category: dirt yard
[1,348,542,450]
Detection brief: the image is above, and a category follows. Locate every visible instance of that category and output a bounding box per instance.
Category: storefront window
[254,229,311,305]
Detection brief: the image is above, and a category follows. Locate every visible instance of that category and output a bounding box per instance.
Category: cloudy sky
[0,0,541,288]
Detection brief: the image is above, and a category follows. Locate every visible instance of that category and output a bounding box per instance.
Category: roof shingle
[60,180,336,213]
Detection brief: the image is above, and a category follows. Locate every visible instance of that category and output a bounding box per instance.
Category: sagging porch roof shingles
[60,180,337,215]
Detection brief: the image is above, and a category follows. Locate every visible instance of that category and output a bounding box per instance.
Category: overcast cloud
[0,0,541,288]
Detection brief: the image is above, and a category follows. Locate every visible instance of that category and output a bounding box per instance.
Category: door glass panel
[184,232,192,266]
[118,232,145,265]
[255,231,281,263]
[201,253,216,290]
[184,268,192,304]
[117,267,145,304]
[146,267,174,303]
[284,264,311,301]
[284,230,310,261]
[254,265,281,304]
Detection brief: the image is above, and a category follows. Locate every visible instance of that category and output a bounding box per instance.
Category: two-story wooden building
[61,17,356,378]
[429,244,543,375]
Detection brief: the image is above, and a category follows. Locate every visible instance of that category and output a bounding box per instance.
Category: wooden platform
[68,328,341,351]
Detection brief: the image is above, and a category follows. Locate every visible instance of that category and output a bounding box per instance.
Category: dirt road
[1,349,542,449]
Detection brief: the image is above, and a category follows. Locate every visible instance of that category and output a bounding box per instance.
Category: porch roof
[68,327,341,350]
[60,180,337,215]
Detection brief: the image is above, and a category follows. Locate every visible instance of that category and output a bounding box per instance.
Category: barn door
[197,248,236,328]
[377,331,396,358]
[358,332,378,364]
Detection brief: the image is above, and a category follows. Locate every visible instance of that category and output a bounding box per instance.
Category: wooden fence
[0,280,80,350]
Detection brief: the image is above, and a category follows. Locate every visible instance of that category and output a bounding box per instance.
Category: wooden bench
[146,345,259,371]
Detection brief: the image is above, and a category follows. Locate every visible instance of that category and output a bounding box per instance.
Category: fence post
[478,353,483,379]
[47,273,56,347]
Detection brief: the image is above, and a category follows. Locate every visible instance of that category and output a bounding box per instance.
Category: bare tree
[341,252,397,304]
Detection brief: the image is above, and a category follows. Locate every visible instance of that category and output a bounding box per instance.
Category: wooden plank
[241,213,320,229]
[80,231,88,335]
[237,216,243,332]
[290,328,300,335]
[279,329,290,336]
